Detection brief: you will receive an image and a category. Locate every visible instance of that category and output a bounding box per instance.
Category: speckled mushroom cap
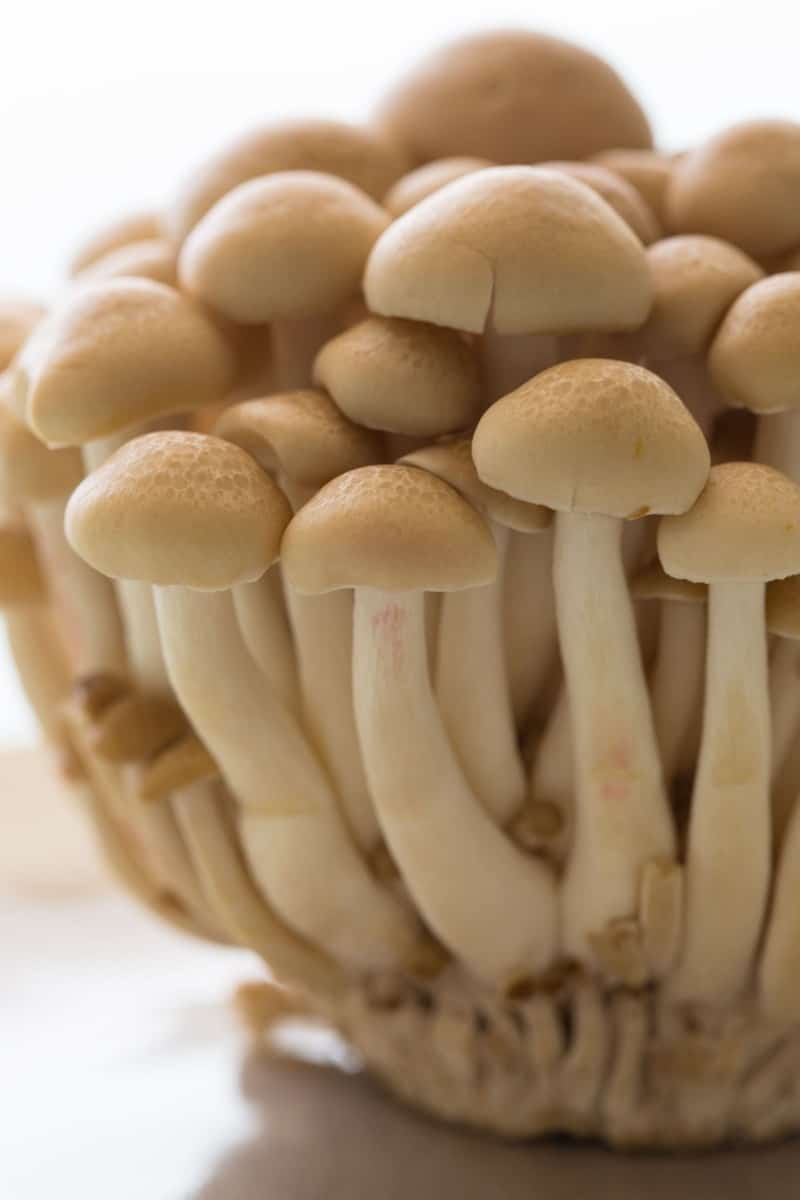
[215,389,384,487]
[374,31,651,165]
[658,462,800,584]
[313,317,482,437]
[383,158,492,216]
[66,431,291,591]
[398,436,551,533]
[0,300,46,372]
[19,279,236,446]
[541,161,660,243]
[631,560,706,604]
[0,400,83,503]
[667,121,800,259]
[590,148,673,225]
[281,463,497,595]
[168,119,407,244]
[0,521,45,606]
[68,211,163,276]
[472,359,710,518]
[708,274,800,414]
[364,167,652,335]
[76,239,178,288]
[767,575,800,639]
[179,171,389,325]
[640,236,764,361]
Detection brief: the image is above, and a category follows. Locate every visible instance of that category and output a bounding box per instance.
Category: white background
[1,0,799,745]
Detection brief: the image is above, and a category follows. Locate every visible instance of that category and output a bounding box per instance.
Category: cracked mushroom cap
[281,464,497,595]
[542,161,660,243]
[0,300,46,372]
[708,274,800,414]
[0,399,83,503]
[0,521,46,606]
[215,389,384,487]
[76,239,178,288]
[313,317,482,437]
[68,211,163,276]
[19,279,236,447]
[375,31,651,165]
[631,560,706,604]
[179,171,389,324]
[590,148,673,225]
[767,575,800,640]
[365,167,652,335]
[473,359,710,518]
[384,158,492,216]
[66,431,291,590]
[667,121,800,259]
[658,462,800,584]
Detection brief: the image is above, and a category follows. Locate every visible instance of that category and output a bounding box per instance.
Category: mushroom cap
[168,119,407,244]
[631,560,706,604]
[640,236,764,361]
[375,31,651,165]
[364,167,652,335]
[68,211,163,276]
[0,398,83,503]
[0,300,46,372]
[658,462,800,584]
[20,279,236,446]
[542,161,660,244]
[473,359,710,519]
[590,148,673,225]
[215,389,384,487]
[66,431,291,591]
[281,463,497,594]
[767,575,800,639]
[667,121,800,259]
[76,239,178,288]
[313,316,482,437]
[398,436,551,533]
[383,157,492,217]
[179,171,389,324]
[0,521,45,606]
[708,274,800,414]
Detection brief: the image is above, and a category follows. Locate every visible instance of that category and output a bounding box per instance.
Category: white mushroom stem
[670,581,771,1008]
[435,524,526,824]
[481,329,558,405]
[555,512,675,968]
[754,411,800,481]
[759,796,800,1023]
[4,608,71,748]
[528,685,573,849]
[503,527,558,729]
[271,315,343,390]
[233,566,300,715]
[353,586,558,986]
[155,585,419,971]
[770,639,800,784]
[648,601,706,782]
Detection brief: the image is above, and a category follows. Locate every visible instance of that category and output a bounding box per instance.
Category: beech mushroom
[68,210,162,276]
[75,239,178,288]
[474,359,709,970]
[765,576,800,837]
[590,148,673,225]
[281,464,559,987]
[383,157,491,216]
[541,161,661,244]
[659,462,800,1008]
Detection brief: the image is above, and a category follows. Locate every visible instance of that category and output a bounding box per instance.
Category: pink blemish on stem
[371,601,406,673]
[594,740,637,803]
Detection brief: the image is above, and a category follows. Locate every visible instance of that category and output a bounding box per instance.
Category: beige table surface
[3,749,800,1199]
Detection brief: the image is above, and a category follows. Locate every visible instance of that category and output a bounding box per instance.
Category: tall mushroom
[474,359,710,971]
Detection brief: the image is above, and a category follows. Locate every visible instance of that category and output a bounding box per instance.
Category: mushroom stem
[233,567,300,715]
[271,315,343,390]
[5,608,71,751]
[481,329,558,405]
[648,601,706,783]
[503,527,558,729]
[771,735,800,845]
[754,411,800,481]
[670,580,771,1008]
[759,796,800,1023]
[555,511,675,968]
[770,639,800,784]
[353,586,558,986]
[526,684,573,855]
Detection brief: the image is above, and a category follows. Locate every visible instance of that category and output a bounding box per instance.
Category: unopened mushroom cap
[168,119,407,244]
[66,431,291,590]
[640,236,764,361]
[667,121,800,258]
[76,239,178,288]
[542,161,660,243]
[767,575,800,640]
[281,463,497,594]
[313,317,482,437]
[0,521,45,606]
[68,211,163,276]
[631,560,706,604]
[590,148,673,224]
[20,279,236,446]
[383,158,492,216]
[0,300,46,372]
[179,171,389,324]
[473,359,709,518]
[375,31,651,165]
[0,398,83,502]
[365,167,652,335]
[215,390,384,487]
[708,274,800,414]
[658,462,800,584]
[398,436,551,533]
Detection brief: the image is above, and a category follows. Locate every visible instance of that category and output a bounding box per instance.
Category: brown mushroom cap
[658,462,800,584]
[168,119,407,244]
[383,158,492,216]
[68,211,163,276]
[365,167,652,335]
[0,399,83,503]
[179,171,388,325]
[66,431,291,590]
[0,301,46,372]
[542,161,660,244]
[667,121,800,259]
[76,239,178,288]
[375,31,651,165]
[767,575,800,639]
[590,148,673,225]
[313,317,482,437]
[631,560,706,604]
[0,521,46,606]
[281,464,497,595]
[473,359,710,519]
[708,274,800,414]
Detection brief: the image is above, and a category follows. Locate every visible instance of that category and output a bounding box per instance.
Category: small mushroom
[384,157,491,216]
[68,210,163,276]
[75,238,178,288]
[590,148,674,225]
[765,576,800,837]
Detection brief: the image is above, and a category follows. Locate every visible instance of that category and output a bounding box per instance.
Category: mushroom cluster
[5,28,800,1150]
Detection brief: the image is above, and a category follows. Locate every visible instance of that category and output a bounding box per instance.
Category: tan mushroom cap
[398,436,551,533]
[375,31,651,165]
[365,167,652,335]
[281,463,497,595]
[68,211,163,276]
[542,161,660,244]
[0,300,46,372]
[168,119,407,244]
[658,462,800,584]
[215,389,384,487]
[631,560,706,604]
[640,236,764,361]
[76,239,178,288]
[19,279,236,446]
[383,158,492,216]
[767,575,800,639]
[667,121,800,259]
[0,400,83,503]
[473,359,710,519]
[0,521,46,606]
[179,171,389,325]
[66,431,291,591]
[313,317,482,437]
[708,274,800,414]
[590,148,673,225]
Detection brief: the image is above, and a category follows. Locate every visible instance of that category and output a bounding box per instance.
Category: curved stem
[233,568,300,715]
[649,601,706,783]
[759,796,800,1023]
[770,639,800,785]
[503,527,557,730]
